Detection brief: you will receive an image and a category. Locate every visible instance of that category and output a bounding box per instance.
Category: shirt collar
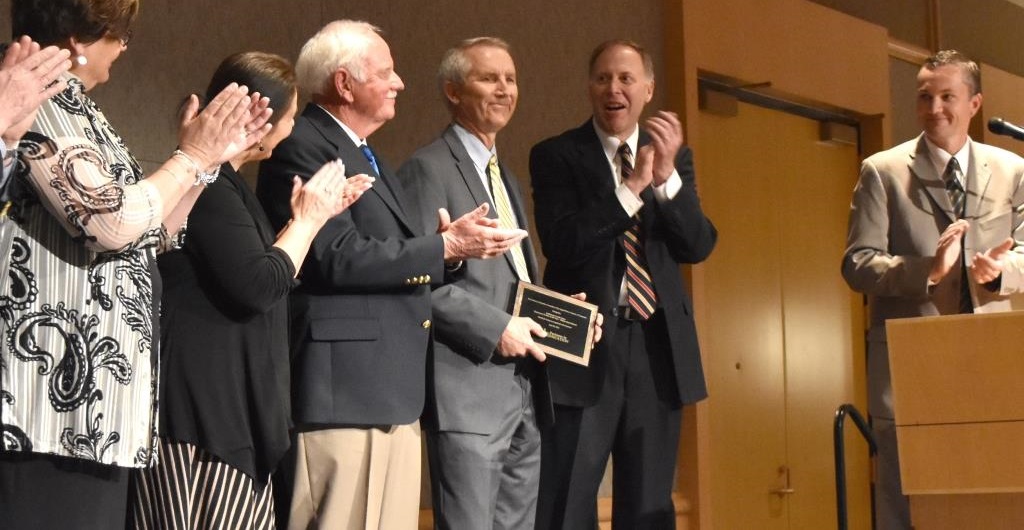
[452,123,496,174]
[593,119,640,162]
[317,104,366,146]
[923,135,971,181]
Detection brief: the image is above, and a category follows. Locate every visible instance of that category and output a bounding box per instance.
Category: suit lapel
[442,127,494,216]
[909,136,957,222]
[637,130,657,231]
[443,126,537,280]
[967,143,993,220]
[576,121,617,198]
[577,121,638,254]
[371,154,410,218]
[304,105,416,234]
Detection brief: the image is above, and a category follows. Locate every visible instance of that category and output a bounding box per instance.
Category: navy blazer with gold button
[257,104,444,427]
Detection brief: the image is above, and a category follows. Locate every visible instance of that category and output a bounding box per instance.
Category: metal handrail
[834,403,876,530]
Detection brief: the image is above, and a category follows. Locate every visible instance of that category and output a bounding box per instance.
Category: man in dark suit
[842,50,1024,530]
[256,21,526,530]
[530,40,718,529]
[398,37,558,530]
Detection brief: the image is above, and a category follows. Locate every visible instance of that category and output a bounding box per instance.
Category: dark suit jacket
[256,103,444,427]
[530,119,718,407]
[397,125,552,434]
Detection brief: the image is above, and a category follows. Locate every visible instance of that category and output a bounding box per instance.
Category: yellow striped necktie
[487,155,531,282]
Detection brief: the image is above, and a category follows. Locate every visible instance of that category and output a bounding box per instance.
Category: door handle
[770,465,795,497]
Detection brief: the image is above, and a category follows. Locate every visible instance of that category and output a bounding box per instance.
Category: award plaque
[512,281,598,366]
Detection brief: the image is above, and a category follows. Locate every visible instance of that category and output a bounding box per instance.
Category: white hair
[296,20,381,97]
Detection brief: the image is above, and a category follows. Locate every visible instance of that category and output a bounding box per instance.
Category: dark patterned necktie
[360,144,380,177]
[944,157,973,313]
[944,157,964,219]
[618,143,657,319]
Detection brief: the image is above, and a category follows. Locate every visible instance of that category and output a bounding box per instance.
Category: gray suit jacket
[842,134,1024,417]
[397,125,551,435]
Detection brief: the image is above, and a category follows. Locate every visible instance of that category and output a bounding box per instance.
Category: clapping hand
[929,219,969,284]
[644,110,684,186]
[177,83,273,171]
[289,160,374,227]
[970,237,1014,285]
[436,203,528,261]
[0,36,72,144]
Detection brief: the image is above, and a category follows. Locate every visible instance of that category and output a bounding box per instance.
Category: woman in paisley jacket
[0,1,272,527]
[128,52,373,529]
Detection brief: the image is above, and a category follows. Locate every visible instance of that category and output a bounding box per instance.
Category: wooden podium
[886,311,1024,529]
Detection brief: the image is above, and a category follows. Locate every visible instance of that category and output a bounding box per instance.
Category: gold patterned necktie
[487,155,531,282]
[618,143,657,319]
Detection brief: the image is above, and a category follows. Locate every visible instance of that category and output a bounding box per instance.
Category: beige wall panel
[682,0,889,119]
[2,0,320,166]
[890,57,924,146]
[941,0,1024,80]
[88,0,322,168]
[810,0,931,48]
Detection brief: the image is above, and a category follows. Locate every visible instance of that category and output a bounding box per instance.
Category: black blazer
[257,104,444,427]
[529,119,718,407]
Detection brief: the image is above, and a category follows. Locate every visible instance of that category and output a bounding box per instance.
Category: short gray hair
[296,20,381,97]
[437,37,511,110]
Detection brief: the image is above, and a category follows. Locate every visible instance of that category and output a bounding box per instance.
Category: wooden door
[692,100,870,530]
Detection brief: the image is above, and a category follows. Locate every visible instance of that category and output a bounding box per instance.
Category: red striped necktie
[618,143,658,319]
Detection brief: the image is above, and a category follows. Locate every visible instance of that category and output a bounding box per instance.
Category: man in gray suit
[842,49,1024,530]
[399,37,554,529]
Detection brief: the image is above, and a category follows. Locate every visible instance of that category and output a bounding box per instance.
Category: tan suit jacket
[842,134,1024,417]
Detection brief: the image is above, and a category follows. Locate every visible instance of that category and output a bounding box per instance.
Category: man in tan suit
[842,50,1024,530]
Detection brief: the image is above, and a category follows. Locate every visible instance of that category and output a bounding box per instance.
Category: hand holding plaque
[512,282,599,366]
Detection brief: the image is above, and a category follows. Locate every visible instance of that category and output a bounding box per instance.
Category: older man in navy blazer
[530,40,717,529]
[257,21,525,530]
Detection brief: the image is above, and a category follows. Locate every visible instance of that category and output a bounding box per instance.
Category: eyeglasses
[106,29,133,47]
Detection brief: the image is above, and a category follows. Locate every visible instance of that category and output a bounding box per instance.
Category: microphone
[988,117,1024,141]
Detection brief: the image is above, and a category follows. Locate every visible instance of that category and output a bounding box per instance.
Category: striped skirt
[127,438,275,530]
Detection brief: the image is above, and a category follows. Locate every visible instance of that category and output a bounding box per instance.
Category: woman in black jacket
[128,52,373,530]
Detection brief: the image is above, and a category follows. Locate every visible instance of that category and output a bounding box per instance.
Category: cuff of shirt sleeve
[615,183,644,217]
[653,170,682,202]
